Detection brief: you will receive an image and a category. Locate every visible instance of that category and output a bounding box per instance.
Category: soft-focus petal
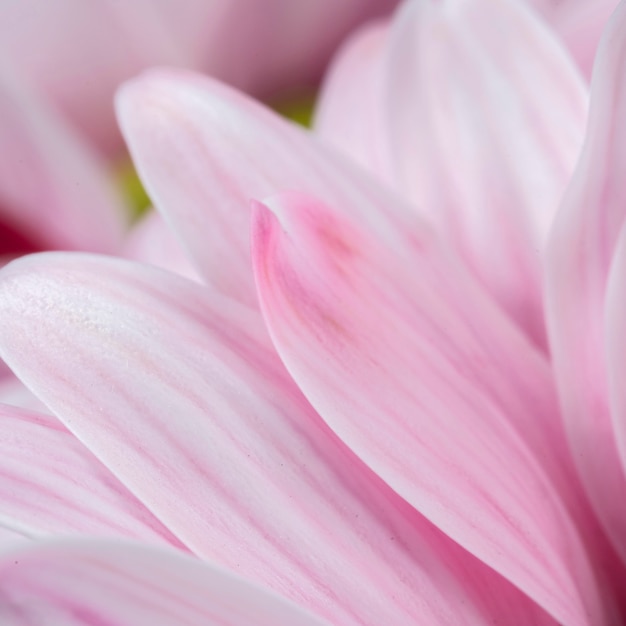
[123,210,201,282]
[0,402,187,548]
[0,69,126,253]
[0,0,188,154]
[0,539,328,626]
[0,0,397,155]
[0,253,558,626]
[606,222,626,491]
[314,21,394,184]
[0,524,31,548]
[545,0,626,565]
[381,0,587,346]
[552,0,620,80]
[252,192,605,626]
[116,69,421,306]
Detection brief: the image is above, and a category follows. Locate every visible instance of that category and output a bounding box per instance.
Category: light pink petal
[0,539,328,626]
[553,0,620,80]
[116,69,421,307]
[186,0,399,98]
[0,0,188,155]
[545,1,626,565]
[0,252,558,626]
[252,192,606,626]
[379,0,587,347]
[0,0,397,155]
[314,21,395,186]
[123,210,202,282]
[0,402,187,549]
[606,223,626,498]
[0,375,48,412]
[0,524,31,548]
[0,69,126,253]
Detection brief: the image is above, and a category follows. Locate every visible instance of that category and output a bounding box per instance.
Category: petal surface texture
[0,539,329,626]
[0,403,186,547]
[0,69,126,252]
[545,1,626,565]
[317,0,588,348]
[116,69,421,307]
[252,192,605,626]
[0,253,558,626]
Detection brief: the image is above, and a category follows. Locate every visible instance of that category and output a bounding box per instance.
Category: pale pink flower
[2,0,626,624]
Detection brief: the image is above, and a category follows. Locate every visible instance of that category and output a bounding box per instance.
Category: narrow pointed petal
[0,70,126,253]
[123,210,201,282]
[116,69,420,306]
[382,0,587,346]
[0,539,328,626]
[0,253,557,625]
[0,403,187,548]
[252,192,605,626]
[545,1,626,565]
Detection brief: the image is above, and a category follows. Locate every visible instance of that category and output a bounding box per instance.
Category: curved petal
[544,1,626,565]
[115,69,421,306]
[378,0,588,347]
[314,21,395,185]
[252,192,605,626]
[0,69,126,253]
[0,524,31,548]
[0,0,189,154]
[0,402,186,548]
[553,0,620,80]
[0,539,328,626]
[0,375,47,412]
[0,252,557,626]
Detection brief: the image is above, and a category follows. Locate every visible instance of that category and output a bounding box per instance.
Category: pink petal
[0,0,398,155]
[0,402,186,548]
[382,0,587,347]
[0,539,328,626]
[123,210,202,283]
[314,21,395,186]
[116,69,421,306]
[552,0,620,80]
[252,192,606,626]
[0,524,31,548]
[0,375,49,412]
[0,69,126,253]
[0,0,189,155]
[606,223,626,505]
[0,252,558,625]
[544,1,626,565]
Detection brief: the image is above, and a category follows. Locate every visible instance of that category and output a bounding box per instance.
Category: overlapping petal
[552,0,620,80]
[316,0,588,348]
[0,539,328,626]
[545,0,626,565]
[116,69,421,306]
[0,253,560,625]
[0,403,187,547]
[0,69,126,254]
[252,192,605,626]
